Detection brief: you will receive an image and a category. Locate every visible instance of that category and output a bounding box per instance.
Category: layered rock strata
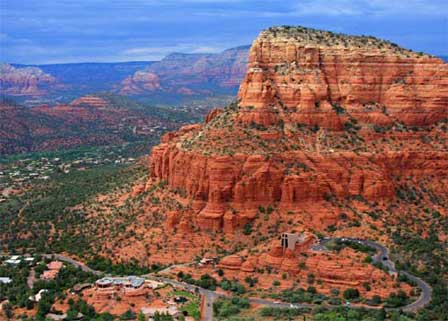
[148,26,448,234]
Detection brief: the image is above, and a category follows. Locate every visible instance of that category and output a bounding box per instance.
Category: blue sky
[1,0,447,64]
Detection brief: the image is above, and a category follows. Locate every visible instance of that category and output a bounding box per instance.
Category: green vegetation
[213,297,250,320]
[344,118,361,132]
[270,287,323,304]
[169,290,200,320]
[0,141,148,165]
[242,223,253,235]
[153,312,174,321]
[86,256,163,275]
[177,273,218,290]
[331,103,346,114]
[325,239,375,254]
[260,306,311,318]
[0,158,146,256]
[343,288,360,300]
[266,26,421,57]
[220,278,246,294]
[384,290,409,308]
[0,258,97,321]
[391,228,447,320]
[0,261,31,307]
[313,307,387,321]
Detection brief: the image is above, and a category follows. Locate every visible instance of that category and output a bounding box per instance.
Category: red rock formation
[119,70,162,95]
[119,46,249,96]
[0,63,57,96]
[237,27,448,127]
[70,96,108,108]
[147,26,448,234]
[217,255,243,270]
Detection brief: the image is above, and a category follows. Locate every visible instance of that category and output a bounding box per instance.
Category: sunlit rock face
[0,63,57,96]
[238,26,448,127]
[147,26,448,234]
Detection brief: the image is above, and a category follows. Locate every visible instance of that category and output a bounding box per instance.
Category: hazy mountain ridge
[119,45,250,96]
[2,46,250,105]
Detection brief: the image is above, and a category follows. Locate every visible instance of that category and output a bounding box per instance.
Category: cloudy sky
[1,0,447,64]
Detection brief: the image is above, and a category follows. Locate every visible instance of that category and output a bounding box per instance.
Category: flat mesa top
[260,26,426,57]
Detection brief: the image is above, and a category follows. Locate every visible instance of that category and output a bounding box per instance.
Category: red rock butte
[148,26,448,234]
[238,26,448,128]
[70,95,109,108]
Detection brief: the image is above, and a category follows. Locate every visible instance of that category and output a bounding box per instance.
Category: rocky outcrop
[237,26,448,128]
[149,141,446,232]
[0,63,57,96]
[147,26,448,234]
[70,96,109,108]
[119,71,162,95]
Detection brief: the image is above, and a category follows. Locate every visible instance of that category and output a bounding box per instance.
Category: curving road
[398,271,432,312]
[42,254,103,276]
[9,238,431,320]
[319,238,432,312]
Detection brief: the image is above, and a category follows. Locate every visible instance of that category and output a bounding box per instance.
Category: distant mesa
[70,95,109,108]
[119,70,162,95]
[0,63,57,96]
[118,45,250,96]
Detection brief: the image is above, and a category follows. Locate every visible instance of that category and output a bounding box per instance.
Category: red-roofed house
[40,261,63,280]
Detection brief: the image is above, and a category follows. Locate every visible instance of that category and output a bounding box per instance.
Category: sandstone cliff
[144,28,448,242]
[147,26,448,235]
[48,27,446,304]
[237,26,448,128]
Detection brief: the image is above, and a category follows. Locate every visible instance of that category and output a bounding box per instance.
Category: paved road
[5,238,430,320]
[318,237,432,312]
[341,238,431,312]
[27,268,35,289]
[144,275,222,321]
[42,254,103,276]
[144,275,311,320]
[158,262,192,274]
[399,271,432,312]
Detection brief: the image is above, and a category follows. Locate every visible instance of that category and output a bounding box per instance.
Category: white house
[0,277,12,284]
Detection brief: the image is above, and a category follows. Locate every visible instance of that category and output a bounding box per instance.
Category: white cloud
[191,46,221,53]
[122,44,225,60]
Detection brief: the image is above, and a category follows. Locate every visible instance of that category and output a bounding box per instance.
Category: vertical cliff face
[147,26,448,234]
[237,26,448,127]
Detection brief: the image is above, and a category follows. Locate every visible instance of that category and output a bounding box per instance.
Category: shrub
[307,286,317,294]
[242,223,253,235]
[331,103,346,114]
[343,288,360,300]
[213,297,249,318]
